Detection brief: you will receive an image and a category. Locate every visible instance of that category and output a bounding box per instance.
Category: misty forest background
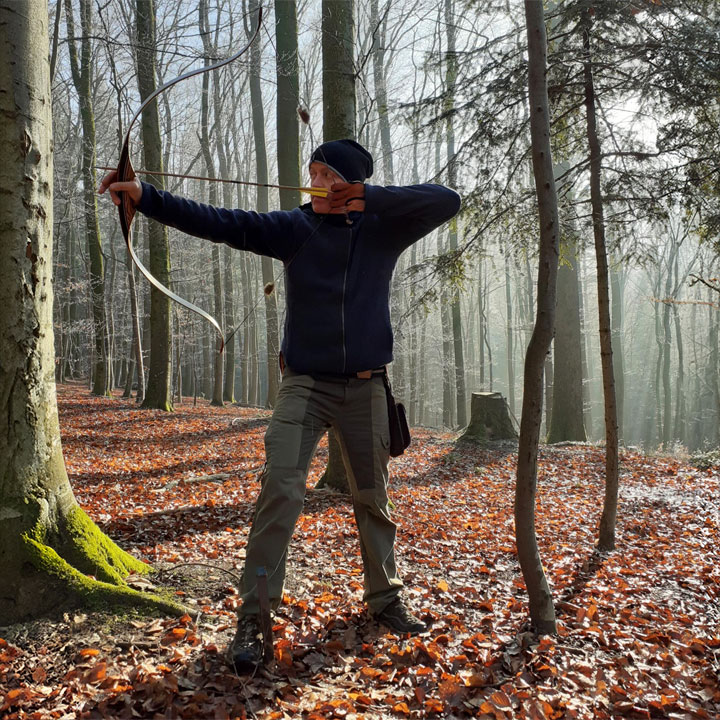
[52,0,719,453]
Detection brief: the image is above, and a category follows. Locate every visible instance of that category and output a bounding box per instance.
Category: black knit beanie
[309,139,374,183]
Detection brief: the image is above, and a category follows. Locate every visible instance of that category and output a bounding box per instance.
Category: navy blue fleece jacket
[137,182,461,374]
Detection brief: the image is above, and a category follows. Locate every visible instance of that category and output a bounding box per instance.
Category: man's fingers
[97,169,118,194]
[99,176,141,207]
[345,199,365,213]
[108,182,136,207]
[329,182,365,208]
[107,181,138,193]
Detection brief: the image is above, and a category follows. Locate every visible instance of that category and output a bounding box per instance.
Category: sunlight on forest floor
[1,384,718,719]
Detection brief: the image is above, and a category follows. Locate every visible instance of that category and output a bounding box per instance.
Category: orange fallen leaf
[85,662,107,683]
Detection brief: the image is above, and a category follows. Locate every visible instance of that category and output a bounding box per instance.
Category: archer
[99,139,460,672]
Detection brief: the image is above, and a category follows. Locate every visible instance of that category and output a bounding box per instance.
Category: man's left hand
[329,182,365,213]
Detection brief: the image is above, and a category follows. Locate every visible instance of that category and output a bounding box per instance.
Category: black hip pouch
[382,370,411,457]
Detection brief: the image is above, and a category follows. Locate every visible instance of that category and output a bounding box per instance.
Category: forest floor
[1,383,719,719]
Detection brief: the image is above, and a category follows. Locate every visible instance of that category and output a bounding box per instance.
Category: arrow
[95,166,330,198]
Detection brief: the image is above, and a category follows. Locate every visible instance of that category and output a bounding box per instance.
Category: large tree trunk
[137,0,173,411]
[441,279,455,427]
[316,431,350,493]
[707,297,720,445]
[370,0,393,183]
[317,0,357,490]
[222,247,236,403]
[322,0,356,140]
[216,140,235,407]
[240,254,251,405]
[198,0,225,407]
[548,247,586,442]
[444,0,467,429]
[661,241,681,447]
[0,1,179,623]
[578,258,594,437]
[371,0,407,404]
[672,252,686,446]
[583,23,619,552]
[127,247,145,403]
[275,0,301,211]
[515,0,558,635]
[248,0,280,408]
[504,249,516,416]
[610,263,624,441]
[64,0,109,396]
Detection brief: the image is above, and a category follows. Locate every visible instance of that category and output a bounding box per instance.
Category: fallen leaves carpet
[1,384,718,719]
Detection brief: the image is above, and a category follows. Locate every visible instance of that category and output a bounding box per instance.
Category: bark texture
[459,393,517,444]
[137,0,173,411]
[515,0,559,635]
[0,0,180,623]
[317,0,357,489]
[322,0,356,140]
[548,249,586,443]
[583,24,619,552]
[64,0,109,396]
[248,0,280,407]
[316,431,351,493]
[198,0,225,407]
[275,0,301,211]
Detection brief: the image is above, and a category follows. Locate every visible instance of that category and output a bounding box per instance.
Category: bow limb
[118,139,225,352]
[117,6,263,354]
[124,7,263,142]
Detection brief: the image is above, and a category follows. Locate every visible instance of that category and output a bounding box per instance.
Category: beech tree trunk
[317,0,357,491]
[445,0,467,429]
[137,0,173,411]
[64,0,109,396]
[610,263,624,440]
[316,431,350,493]
[515,0,558,635]
[248,0,280,408]
[0,0,178,623]
[198,0,225,407]
[504,250,516,417]
[275,0,301,211]
[548,247,586,442]
[583,23,619,552]
[322,0,356,140]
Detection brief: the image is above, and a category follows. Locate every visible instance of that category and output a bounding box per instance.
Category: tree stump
[315,429,350,493]
[459,392,517,443]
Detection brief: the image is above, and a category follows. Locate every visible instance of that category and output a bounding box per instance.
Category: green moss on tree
[21,535,184,614]
[61,505,149,583]
[19,506,186,617]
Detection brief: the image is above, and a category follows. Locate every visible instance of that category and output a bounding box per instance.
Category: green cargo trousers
[239,368,403,616]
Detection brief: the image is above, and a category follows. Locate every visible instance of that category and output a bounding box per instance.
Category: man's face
[309,161,343,214]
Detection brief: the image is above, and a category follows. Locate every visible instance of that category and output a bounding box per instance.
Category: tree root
[11,505,188,620]
[21,536,187,617]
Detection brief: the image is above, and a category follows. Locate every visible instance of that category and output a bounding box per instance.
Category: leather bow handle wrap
[117,6,264,354]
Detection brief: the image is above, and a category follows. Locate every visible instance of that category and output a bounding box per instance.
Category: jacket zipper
[341,227,352,373]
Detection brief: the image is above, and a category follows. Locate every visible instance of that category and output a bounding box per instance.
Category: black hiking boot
[374,597,428,635]
[226,614,263,673]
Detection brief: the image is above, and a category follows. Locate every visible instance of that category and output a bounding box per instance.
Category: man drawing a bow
[100,139,461,672]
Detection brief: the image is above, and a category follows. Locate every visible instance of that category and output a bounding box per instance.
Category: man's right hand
[98,169,142,207]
